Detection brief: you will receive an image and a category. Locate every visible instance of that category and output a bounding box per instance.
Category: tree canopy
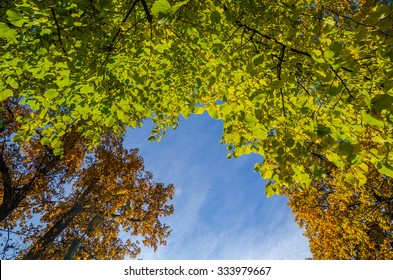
[283,148,393,259]
[0,101,174,260]
[1,0,392,191]
[22,136,174,260]
[1,0,393,259]
[0,99,87,225]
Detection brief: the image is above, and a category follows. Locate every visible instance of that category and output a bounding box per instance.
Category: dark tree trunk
[22,182,95,260]
[22,202,84,260]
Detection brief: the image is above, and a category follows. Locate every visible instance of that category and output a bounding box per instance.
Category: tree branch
[235,21,311,58]
[111,0,140,46]
[140,0,152,23]
[330,66,355,100]
[50,8,66,55]
[320,5,392,37]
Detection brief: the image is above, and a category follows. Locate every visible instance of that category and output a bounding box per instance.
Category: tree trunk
[22,202,84,260]
[22,182,95,260]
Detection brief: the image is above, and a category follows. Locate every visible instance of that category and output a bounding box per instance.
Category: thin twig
[235,21,311,58]
[321,4,392,37]
[50,8,66,54]
[0,228,35,237]
[166,25,197,55]
[330,66,355,100]
[110,0,140,46]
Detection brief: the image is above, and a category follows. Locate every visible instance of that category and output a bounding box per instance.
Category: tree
[0,100,174,260]
[22,136,174,260]
[284,161,393,259]
[1,0,392,193]
[0,99,87,225]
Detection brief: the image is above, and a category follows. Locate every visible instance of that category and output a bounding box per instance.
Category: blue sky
[123,113,310,259]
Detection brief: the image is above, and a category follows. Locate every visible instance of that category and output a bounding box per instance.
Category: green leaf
[132,102,145,113]
[104,116,116,127]
[53,148,63,156]
[52,138,62,149]
[357,172,367,186]
[56,79,70,88]
[253,126,267,139]
[210,11,221,23]
[325,17,335,26]
[6,9,26,27]
[254,163,262,172]
[80,84,94,94]
[152,0,189,21]
[12,135,24,143]
[324,50,335,59]
[316,124,331,137]
[62,115,73,124]
[285,138,295,147]
[219,104,231,115]
[315,70,326,78]
[151,0,171,17]
[338,141,353,156]
[358,163,369,173]
[84,130,95,139]
[194,107,206,115]
[326,85,343,96]
[45,89,59,99]
[0,89,13,101]
[363,92,371,108]
[377,162,393,177]
[266,185,274,198]
[326,150,345,169]
[271,80,284,89]
[92,114,102,122]
[55,123,67,131]
[40,137,51,146]
[208,108,220,119]
[25,100,40,111]
[371,94,393,112]
[252,54,264,65]
[171,0,190,13]
[330,42,343,54]
[261,167,273,179]
[0,22,17,40]
[40,28,52,36]
[362,112,384,127]
[245,114,257,127]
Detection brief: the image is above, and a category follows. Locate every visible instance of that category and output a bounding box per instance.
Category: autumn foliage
[284,160,393,259]
[0,99,86,225]
[1,100,174,259]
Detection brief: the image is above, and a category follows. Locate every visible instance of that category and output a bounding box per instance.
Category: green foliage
[1,0,392,196]
[0,22,18,41]
[152,0,189,24]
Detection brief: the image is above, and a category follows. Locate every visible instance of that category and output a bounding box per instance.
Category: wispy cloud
[124,114,310,260]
